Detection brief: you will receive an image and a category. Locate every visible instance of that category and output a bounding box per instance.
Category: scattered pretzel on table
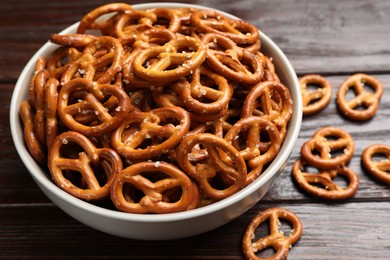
[242,208,303,260]
[292,159,359,200]
[362,144,390,184]
[292,125,358,200]
[299,74,332,116]
[19,3,293,214]
[300,126,354,169]
[336,73,383,121]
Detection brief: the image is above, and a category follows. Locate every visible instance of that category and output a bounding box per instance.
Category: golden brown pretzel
[299,74,332,116]
[177,133,247,200]
[362,144,390,184]
[133,27,177,50]
[151,82,230,123]
[122,28,177,89]
[60,36,123,85]
[262,55,280,83]
[110,161,196,213]
[300,126,354,169]
[132,35,207,83]
[148,8,181,33]
[111,106,190,160]
[20,100,46,165]
[336,73,383,121]
[202,33,263,85]
[77,3,135,35]
[191,10,259,45]
[113,10,156,43]
[57,78,132,136]
[242,208,303,260]
[50,33,97,48]
[45,78,60,149]
[48,131,123,200]
[46,47,81,80]
[242,81,293,140]
[176,65,233,114]
[224,116,282,184]
[28,57,47,108]
[32,69,50,145]
[292,159,359,199]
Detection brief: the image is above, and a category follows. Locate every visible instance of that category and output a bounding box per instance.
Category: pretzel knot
[300,126,354,169]
[336,73,383,121]
[61,36,124,85]
[110,161,197,214]
[299,74,332,116]
[48,131,123,200]
[242,81,293,141]
[57,78,132,137]
[122,28,177,89]
[152,82,230,123]
[132,35,207,83]
[177,133,247,200]
[47,47,81,80]
[111,106,190,160]
[362,144,390,184]
[224,116,282,185]
[178,65,234,114]
[242,208,303,260]
[292,159,359,199]
[202,33,263,85]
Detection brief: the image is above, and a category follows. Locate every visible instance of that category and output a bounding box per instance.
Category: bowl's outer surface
[10,2,302,240]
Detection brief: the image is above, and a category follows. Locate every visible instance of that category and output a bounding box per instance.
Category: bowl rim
[10,2,302,223]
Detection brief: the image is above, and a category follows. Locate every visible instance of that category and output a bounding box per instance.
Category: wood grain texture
[1,0,390,79]
[1,202,389,259]
[1,0,390,259]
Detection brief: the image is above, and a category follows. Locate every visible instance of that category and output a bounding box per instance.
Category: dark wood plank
[255,0,390,75]
[1,0,390,81]
[0,202,389,259]
[2,0,390,259]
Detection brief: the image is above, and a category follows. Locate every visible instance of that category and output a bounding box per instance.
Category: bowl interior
[10,3,302,225]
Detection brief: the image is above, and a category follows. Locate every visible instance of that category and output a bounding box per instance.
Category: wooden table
[1,0,390,259]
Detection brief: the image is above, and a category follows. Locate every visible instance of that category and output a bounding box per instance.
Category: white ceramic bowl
[10,3,302,240]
